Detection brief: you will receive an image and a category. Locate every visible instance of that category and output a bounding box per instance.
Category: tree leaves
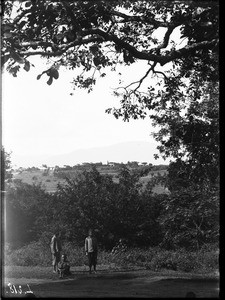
[2,0,218,98]
[123,50,135,64]
[25,1,32,8]
[37,67,59,85]
[11,51,24,64]
[159,186,219,250]
[55,167,163,247]
[50,68,59,79]
[47,76,53,85]
[23,60,30,72]
[8,65,20,77]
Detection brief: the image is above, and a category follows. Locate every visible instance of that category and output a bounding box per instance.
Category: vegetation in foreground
[4,241,218,275]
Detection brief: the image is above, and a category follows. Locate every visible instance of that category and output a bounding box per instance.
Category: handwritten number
[7,283,33,295]
[13,285,18,294]
[18,285,22,294]
[8,283,14,294]
[26,284,33,292]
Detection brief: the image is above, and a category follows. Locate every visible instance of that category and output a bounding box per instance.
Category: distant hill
[12,141,171,167]
[13,166,169,195]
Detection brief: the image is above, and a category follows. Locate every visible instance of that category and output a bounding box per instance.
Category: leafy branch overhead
[2,0,218,88]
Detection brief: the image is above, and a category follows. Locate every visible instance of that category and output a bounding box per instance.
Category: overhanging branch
[91,28,219,66]
[19,36,104,57]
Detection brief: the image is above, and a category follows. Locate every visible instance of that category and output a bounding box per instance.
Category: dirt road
[3,268,219,298]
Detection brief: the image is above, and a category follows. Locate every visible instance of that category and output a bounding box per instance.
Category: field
[12,167,169,194]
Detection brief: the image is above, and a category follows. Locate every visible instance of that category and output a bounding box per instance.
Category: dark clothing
[88,252,97,270]
[58,261,71,277]
[52,252,61,266]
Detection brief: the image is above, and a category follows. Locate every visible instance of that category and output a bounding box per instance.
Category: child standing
[85,229,98,274]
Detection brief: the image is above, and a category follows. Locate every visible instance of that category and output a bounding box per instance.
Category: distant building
[139,162,148,166]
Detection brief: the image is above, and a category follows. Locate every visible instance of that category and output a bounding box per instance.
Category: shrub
[144,249,177,271]
[4,241,50,266]
[60,242,87,266]
[4,241,219,275]
[175,250,199,272]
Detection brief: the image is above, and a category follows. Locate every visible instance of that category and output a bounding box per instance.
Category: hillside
[11,141,171,167]
[12,166,169,194]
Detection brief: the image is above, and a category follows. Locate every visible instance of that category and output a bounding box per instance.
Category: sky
[2,59,165,167]
[2,27,184,168]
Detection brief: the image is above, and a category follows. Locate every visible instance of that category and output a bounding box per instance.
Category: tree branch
[19,36,104,57]
[114,62,157,95]
[133,62,156,92]
[110,9,172,28]
[90,28,219,66]
[11,7,32,25]
[154,26,176,52]
[152,69,168,80]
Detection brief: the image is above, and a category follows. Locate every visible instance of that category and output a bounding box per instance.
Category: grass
[4,242,219,275]
[13,168,169,194]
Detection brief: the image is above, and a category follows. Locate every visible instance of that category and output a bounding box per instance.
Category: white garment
[85,237,94,252]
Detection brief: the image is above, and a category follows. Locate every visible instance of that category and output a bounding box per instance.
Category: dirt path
[2,267,219,298]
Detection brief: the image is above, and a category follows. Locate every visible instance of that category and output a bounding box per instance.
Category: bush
[4,241,51,266]
[175,250,199,272]
[144,249,177,271]
[4,241,219,274]
[60,242,87,266]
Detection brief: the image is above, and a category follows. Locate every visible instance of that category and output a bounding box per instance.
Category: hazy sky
[2,27,184,167]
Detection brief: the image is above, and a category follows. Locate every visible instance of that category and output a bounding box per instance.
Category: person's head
[61,254,67,261]
[54,232,59,237]
[88,229,93,237]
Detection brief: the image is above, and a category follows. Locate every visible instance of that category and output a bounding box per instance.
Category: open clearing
[2,266,219,298]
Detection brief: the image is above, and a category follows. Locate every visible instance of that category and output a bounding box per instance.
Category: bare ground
[2,265,219,298]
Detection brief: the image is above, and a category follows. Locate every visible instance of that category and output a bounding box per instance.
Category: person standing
[85,229,98,274]
[50,232,62,273]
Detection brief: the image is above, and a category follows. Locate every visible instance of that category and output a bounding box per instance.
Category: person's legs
[88,253,92,273]
[55,252,60,273]
[65,265,71,276]
[59,269,64,278]
[52,254,57,272]
[93,252,97,272]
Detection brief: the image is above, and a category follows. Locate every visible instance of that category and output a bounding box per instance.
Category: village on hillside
[11,161,169,194]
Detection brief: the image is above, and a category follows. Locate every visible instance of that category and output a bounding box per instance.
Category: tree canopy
[2,0,218,89]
